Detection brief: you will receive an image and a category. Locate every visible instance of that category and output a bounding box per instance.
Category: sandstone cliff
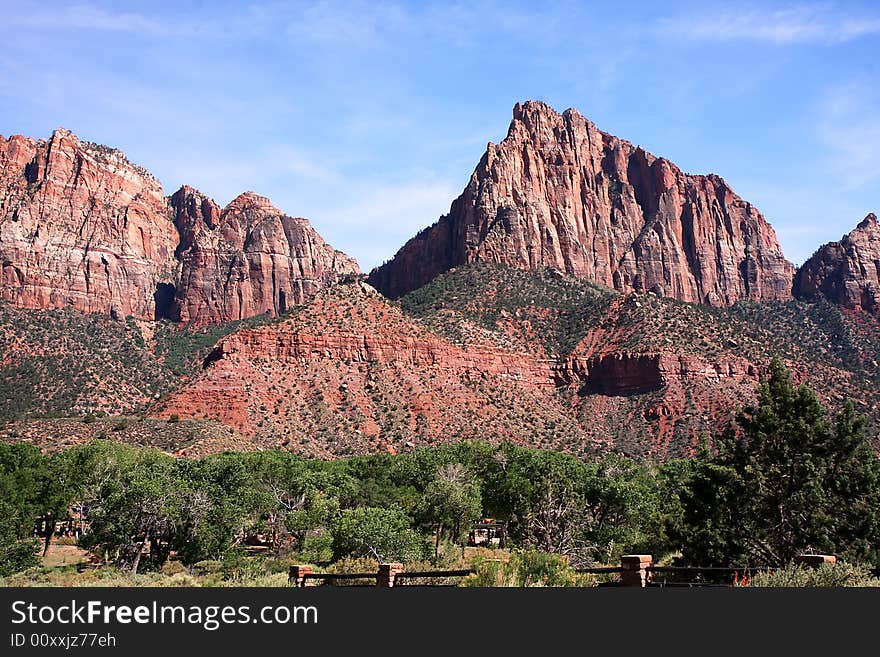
[369,100,795,304]
[0,128,360,323]
[794,213,880,315]
[170,186,360,326]
[0,128,179,319]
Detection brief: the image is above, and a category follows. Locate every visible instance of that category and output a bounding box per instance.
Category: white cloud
[281,0,565,51]
[284,1,407,46]
[6,3,167,35]
[658,5,880,44]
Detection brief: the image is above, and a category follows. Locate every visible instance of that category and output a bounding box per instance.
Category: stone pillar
[620,554,652,587]
[794,554,836,568]
[289,565,314,587]
[377,562,404,587]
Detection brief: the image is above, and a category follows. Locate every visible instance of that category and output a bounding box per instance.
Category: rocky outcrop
[170,187,360,325]
[156,281,768,457]
[0,128,360,324]
[369,100,795,304]
[155,282,588,455]
[202,318,557,388]
[794,213,880,315]
[0,129,179,319]
[573,352,759,396]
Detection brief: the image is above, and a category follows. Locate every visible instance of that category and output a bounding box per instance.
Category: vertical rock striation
[369,100,795,303]
[794,213,880,315]
[0,128,360,324]
[170,187,360,326]
[0,129,179,319]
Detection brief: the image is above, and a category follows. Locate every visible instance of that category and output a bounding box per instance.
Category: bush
[323,556,379,586]
[296,533,333,564]
[168,414,180,424]
[191,560,223,576]
[750,562,880,588]
[0,536,40,578]
[160,560,188,576]
[462,550,597,587]
[218,551,264,582]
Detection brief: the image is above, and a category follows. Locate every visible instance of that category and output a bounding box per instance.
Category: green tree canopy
[331,506,428,562]
[418,462,482,558]
[675,358,880,566]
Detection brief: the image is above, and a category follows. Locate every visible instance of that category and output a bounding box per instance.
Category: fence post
[377,562,404,587]
[289,565,314,587]
[794,554,836,568]
[620,555,652,587]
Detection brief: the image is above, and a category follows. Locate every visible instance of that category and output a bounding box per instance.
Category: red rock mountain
[3,116,880,462]
[156,282,593,457]
[369,100,796,304]
[170,186,359,326]
[155,278,791,459]
[794,213,880,315]
[0,128,359,323]
[0,128,179,319]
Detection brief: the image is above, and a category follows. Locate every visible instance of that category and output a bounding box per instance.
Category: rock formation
[369,100,796,303]
[0,128,360,323]
[170,186,360,326]
[794,213,880,315]
[0,128,179,319]
[157,281,770,458]
[156,282,592,456]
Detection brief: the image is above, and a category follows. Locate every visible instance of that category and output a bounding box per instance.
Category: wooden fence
[289,553,841,588]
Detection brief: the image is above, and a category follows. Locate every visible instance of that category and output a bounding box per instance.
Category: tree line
[1,360,879,577]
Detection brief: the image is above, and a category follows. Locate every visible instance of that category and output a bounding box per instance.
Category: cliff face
[0,129,360,324]
[369,100,795,303]
[794,214,880,315]
[0,129,179,319]
[170,187,360,326]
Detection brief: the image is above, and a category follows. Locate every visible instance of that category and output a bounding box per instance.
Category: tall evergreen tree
[676,359,880,565]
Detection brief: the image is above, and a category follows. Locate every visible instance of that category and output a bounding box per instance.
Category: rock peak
[794,214,880,315]
[857,212,878,230]
[172,184,202,197]
[513,99,556,118]
[0,129,359,325]
[226,191,279,213]
[50,127,76,140]
[0,127,177,319]
[172,188,360,325]
[369,101,794,304]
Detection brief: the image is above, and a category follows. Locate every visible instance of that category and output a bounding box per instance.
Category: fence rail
[288,553,841,588]
[647,566,772,575]
[395,569,475,579]
[301,572,375,581]
[575,566,624,574]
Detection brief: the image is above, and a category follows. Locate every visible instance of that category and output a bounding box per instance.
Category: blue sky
[1,1,878,270]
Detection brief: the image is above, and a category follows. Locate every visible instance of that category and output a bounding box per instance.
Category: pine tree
[677,358,880,566]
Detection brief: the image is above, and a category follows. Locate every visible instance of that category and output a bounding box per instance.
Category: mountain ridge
[2,105,879,460]
[0,127,360,325]
[368,100,796,305]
